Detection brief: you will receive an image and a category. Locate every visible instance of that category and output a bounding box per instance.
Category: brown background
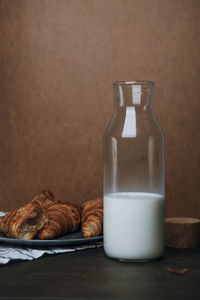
[0,0,199,217]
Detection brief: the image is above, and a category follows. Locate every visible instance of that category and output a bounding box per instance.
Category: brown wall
[0,0,199,217]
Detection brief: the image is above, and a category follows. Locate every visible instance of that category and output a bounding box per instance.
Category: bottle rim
[113,80,155,87]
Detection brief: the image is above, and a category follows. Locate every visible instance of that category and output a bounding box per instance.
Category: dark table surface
[0,246,199,300]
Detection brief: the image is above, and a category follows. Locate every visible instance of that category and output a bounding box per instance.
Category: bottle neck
[113,81,154,114]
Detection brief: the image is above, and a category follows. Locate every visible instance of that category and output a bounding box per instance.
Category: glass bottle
[103,81,165,262]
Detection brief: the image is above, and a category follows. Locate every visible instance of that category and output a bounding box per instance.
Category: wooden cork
[165,217,200,249]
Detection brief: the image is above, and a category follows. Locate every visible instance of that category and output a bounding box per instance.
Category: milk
[104,192,165,261]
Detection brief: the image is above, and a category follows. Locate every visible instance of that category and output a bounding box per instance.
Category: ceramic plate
[0,231,103,247]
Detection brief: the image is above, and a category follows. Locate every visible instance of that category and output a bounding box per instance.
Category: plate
[0,231,103,247]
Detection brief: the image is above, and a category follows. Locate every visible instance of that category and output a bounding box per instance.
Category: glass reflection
[122,106,137,138]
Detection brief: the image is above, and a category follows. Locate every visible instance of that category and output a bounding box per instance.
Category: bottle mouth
[113,80,155,87]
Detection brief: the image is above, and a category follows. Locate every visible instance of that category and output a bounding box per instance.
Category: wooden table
[0,247,199,299]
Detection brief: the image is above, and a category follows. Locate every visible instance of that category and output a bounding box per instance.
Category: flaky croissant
[81,198,103,238]
[31,190,56,208]
[38,201,81,240]
[0,202,45,240]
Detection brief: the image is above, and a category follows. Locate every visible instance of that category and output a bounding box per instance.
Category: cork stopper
[165,217,200,249]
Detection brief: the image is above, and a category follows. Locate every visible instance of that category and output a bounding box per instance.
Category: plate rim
[0,232,103,247]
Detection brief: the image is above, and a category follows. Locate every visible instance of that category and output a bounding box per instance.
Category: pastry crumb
[167,267,188,275]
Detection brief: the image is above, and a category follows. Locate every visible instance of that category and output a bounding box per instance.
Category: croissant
[31,190,56,208]
[81,198,103,238]
[0,202,45,240]
[38,201,81,239]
